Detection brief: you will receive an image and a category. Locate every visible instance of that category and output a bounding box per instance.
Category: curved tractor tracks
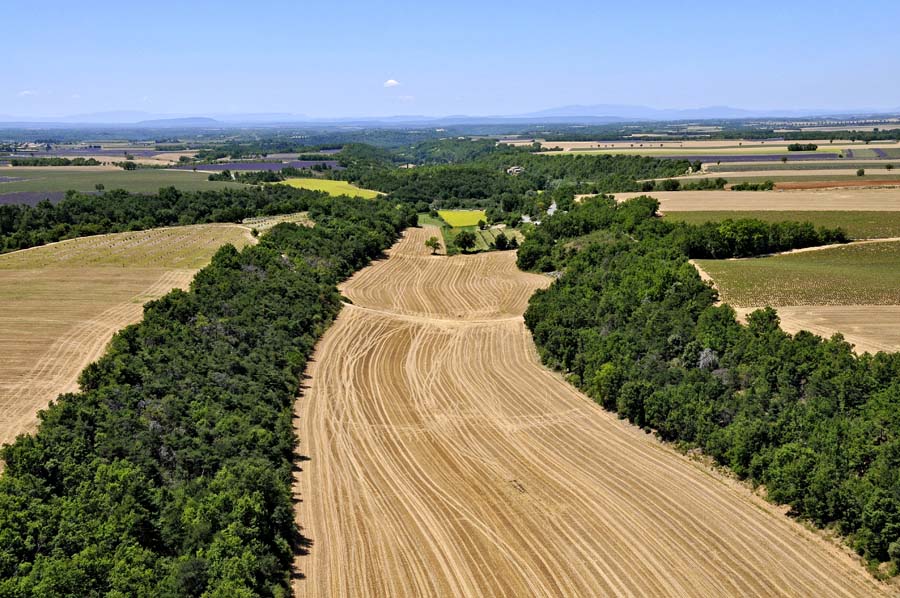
[292,226,892,597]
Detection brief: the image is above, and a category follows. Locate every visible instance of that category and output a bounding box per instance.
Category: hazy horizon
[7,0,900,119]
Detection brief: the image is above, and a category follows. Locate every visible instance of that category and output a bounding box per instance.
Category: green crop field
[0,167,244,200]
[697,240,900,306]
[438,209,487,227]
[279,177,382,199]
[667,211,900,239]
[418,212,521,252]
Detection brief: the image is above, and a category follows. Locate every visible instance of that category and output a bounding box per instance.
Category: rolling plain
[291,225,888,597]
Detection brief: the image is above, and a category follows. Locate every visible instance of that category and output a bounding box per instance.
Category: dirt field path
[292,226,891,597]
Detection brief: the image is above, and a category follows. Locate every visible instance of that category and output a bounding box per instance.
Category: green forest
[0,189,416,596]
[519,196,900,572]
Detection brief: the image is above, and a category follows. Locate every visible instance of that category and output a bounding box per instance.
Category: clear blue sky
[6,0,899,118]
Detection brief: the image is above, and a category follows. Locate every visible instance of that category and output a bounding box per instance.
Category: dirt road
[292,226,891,597]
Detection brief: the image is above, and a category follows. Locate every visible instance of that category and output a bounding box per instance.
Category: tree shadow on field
[290,449,315,582]
[291,368,316,582]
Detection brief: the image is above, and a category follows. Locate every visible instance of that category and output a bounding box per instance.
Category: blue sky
[5,0,899,118]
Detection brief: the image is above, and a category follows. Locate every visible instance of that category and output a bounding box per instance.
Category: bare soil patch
[776,179,900,190]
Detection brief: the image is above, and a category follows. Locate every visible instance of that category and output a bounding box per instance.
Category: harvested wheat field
[734,306,900,354]
[0,224,253,447]
[616,188,900,211]
[697,240,900,355]
[292,226,889,597]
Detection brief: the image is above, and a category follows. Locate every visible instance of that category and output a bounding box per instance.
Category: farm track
[292,226,890,597]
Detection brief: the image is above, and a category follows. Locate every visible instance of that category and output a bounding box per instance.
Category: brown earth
[776,180,900,190]
[291,226,890,597]
[0,224,254,448]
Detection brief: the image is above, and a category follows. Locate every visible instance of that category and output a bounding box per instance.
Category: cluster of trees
[208,166,329,185]
[8,157,101,166]
[518,195,846,271]
[336,142,690,222]
[0,190,417,595]
[642,177,728,192]
[787,143,819,151]
[731,180,775,191]
[673,218,847,258]
[0,185,340,253]
[194,143,342,162]
[391,138,500,165]
[519,196,900,570]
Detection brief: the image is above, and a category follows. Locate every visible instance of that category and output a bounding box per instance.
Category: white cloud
[383,79,400,88]
[17,90,37,97]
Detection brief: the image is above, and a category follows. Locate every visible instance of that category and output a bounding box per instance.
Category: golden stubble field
[0,224,255,448]
[616,188,900,211]
[291,226,889,597]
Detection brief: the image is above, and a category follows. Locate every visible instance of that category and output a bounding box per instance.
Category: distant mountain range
[1,105,899,128]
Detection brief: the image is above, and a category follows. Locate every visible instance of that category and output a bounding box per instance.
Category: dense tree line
[8,157,101,166]
[642,177,728,192]
[516,195,846,271]
[0,191,417,596]
[787,143,818,151]
[731,180,775,191]
[519,196,900,571]
[206,167,317,185]
[0,185,343,253]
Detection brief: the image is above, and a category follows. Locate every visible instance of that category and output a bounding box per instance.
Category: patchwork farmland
[0,224,254,448]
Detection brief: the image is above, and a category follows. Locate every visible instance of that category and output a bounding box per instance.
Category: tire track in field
[293,226,892,597]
